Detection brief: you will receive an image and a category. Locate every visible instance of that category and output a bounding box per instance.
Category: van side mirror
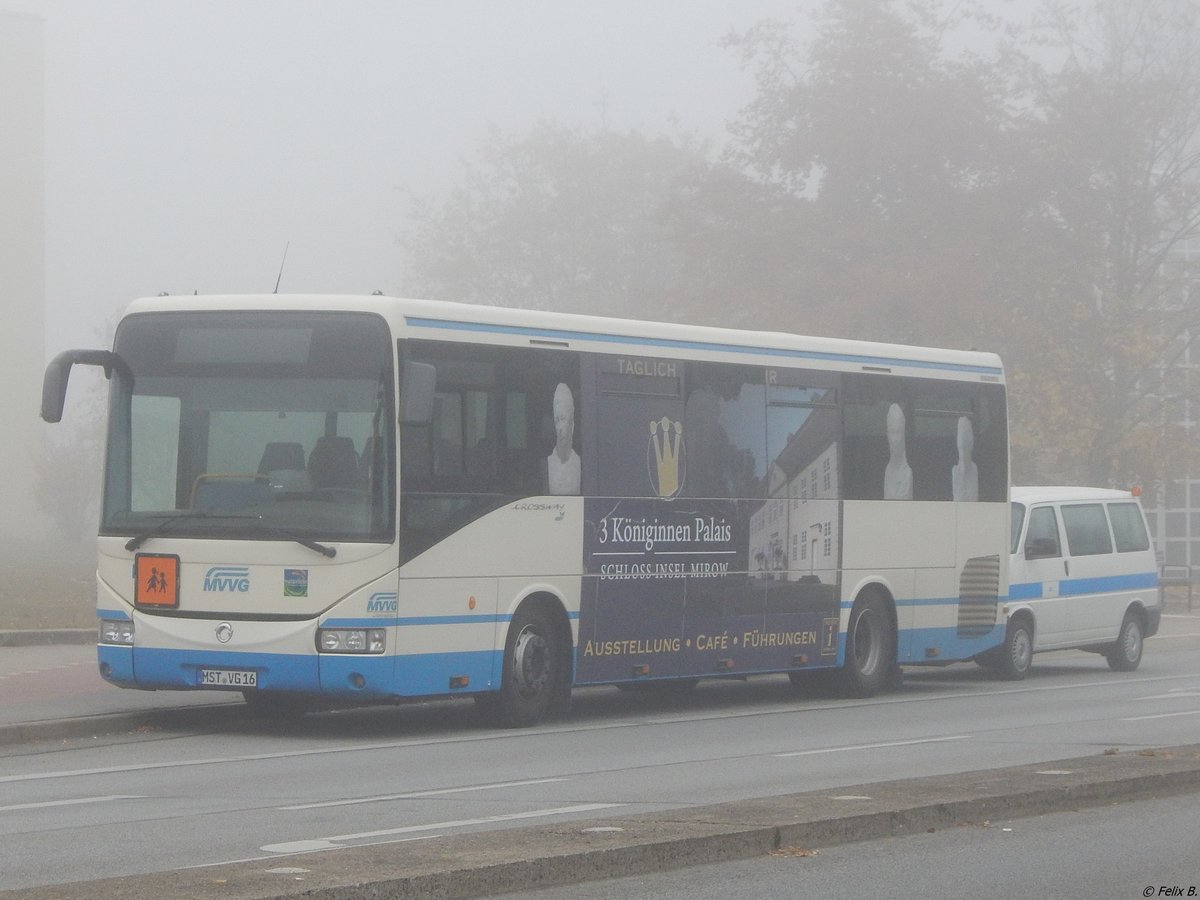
[399,361,436,425]
[41,349,128,423]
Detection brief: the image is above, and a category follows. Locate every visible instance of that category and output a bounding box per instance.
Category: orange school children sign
[135,553,180,608]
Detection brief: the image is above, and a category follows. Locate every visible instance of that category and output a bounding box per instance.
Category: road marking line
[0,795,143,813]
[179,835,445,871]
[260,803,623,854]
[278,777,569,810]
[4,672,1196,786]
[774,735,972,757]
[0,722,636,785]
[1121,710,1200,721]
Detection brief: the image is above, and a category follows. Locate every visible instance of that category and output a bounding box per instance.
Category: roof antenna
[273,242,290,294]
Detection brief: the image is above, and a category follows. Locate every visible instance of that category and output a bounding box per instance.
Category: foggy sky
[6,0,811,357]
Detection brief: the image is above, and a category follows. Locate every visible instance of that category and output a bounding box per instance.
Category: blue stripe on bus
[404,316,1004,377]
[126,647,322,692]
[897,624,1005,664]
[324,610,581,629]
[392,649,500,696]
[101,645,503,698]
[324,615,508,628]
[98,644,135,685]
[97,608,131,621]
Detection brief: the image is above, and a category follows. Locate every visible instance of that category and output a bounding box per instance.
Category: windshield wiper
[257,525,337,558]
[123,512,335,558]
[123,513,222,552]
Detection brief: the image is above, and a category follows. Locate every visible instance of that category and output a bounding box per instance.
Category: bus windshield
[101,311,394,543]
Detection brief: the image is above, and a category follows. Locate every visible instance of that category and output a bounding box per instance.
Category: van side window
[1108,502,1150,552]
[1024,507,1061,559]
[1010,502,1026,554]
[1061,503,1114,556]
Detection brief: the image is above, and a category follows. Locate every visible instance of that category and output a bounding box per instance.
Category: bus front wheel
[837,593,895,698]
[488,604,567,727]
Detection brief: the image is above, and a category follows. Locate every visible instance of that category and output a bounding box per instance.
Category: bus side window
[432,393,464,478]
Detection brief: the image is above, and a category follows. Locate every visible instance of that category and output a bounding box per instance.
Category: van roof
[1011,486,1137,504]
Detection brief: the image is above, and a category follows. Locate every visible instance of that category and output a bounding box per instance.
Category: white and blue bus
[42,295,1010,725]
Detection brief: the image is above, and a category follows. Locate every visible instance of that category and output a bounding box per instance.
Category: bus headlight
[317,628,386,654]
[100,619,134,645]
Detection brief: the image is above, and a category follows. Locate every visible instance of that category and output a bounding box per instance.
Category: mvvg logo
[366,592,398,613]
[203,566,251,593]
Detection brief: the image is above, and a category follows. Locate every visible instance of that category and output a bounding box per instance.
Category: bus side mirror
[41,349,127,423]
[399,361,436,425]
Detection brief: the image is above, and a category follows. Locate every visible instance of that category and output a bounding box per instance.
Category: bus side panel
[841,500,1005,664]
[344,577,499,697]
[395,499,584,694]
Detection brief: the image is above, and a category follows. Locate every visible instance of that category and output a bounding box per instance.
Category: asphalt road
[2,622,1198,894]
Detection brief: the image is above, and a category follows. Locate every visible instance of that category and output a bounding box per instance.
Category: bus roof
[122,294,1005,382]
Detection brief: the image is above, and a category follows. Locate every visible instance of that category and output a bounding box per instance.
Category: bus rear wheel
[487,604,568,728]
[837,593,895,698]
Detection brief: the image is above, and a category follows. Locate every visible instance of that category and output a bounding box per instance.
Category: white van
[981,486,1161,679]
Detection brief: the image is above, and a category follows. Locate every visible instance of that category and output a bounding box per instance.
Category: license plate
[199,669,257,688]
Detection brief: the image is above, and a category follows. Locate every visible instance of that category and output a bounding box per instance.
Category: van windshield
[1010,502,1025,554]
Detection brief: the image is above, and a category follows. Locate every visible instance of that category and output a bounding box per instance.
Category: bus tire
[491,604,567,728]
[837,592,895,698]
[1105,611,1143,672]
[994,617,1033,680]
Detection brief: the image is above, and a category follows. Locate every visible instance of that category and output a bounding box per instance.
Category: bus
[42,294,1010,726]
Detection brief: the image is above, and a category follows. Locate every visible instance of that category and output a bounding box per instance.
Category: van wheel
[994,618,1033,680]
[837,593,895,697]
[488,605,567,727]
[1105,612,1143,672]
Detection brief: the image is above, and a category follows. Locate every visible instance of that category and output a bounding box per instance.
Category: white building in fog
[0,11,46,539]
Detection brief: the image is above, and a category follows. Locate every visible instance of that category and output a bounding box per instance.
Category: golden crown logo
[649,416,684,498]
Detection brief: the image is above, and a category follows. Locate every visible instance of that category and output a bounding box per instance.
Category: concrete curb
[0,703,243,748]
[8,744,1200,899]
[0,628,94,647]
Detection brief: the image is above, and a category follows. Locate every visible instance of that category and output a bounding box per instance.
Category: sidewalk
[2,610,1198,748]
[0,635,242,746]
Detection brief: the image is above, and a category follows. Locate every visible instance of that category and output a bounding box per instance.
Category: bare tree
[1007,0,1200,485]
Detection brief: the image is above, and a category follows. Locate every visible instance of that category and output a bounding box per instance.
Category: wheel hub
[512,627,550,697]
